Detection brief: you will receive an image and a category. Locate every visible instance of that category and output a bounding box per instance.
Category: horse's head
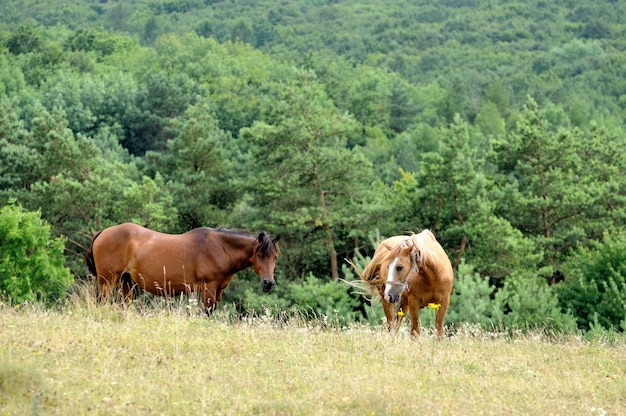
[382,239,420,304]
[252,232,280,292]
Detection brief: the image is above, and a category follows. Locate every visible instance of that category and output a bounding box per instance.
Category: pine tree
[493,97,599,274]
[241,69,373,280]
[415,114,540,279]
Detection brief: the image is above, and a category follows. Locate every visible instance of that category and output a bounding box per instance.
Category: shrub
[0,201,73,305]
[445,261,499,329]
[557,231,626,332]
[492,272,577,332]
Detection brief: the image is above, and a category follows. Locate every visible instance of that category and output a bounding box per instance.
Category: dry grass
[1,284,625,415]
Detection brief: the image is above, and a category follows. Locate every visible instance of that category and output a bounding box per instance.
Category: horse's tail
[344,258,379,299]
[84,230,103,277]
[361,258,378,283]
[346,255,385,299]
[360,243,391,292]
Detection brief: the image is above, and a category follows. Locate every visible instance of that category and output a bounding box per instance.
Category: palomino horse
[84,223,280,313]
[360,230,453,337]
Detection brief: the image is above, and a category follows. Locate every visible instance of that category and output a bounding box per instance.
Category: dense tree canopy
[1,0,625,331]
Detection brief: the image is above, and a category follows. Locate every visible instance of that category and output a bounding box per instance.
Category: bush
[557,231,626,332]
[445,261,499,329]
[0,201,73,305]
[492,272,577,332]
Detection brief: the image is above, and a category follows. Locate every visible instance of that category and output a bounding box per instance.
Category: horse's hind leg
[434,297,450,338]
[120,272,136,303]
[97,274,118,303]
[98,272,136,307]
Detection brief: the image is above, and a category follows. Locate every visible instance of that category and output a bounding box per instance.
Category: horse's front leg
[381,298,396,330]
[200,280,219,315]
[408,300,421,337]
[383,297,408,333]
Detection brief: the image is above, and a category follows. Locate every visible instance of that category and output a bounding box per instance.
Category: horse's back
[93,223,156,255]
[92,224,206,296]
[94,223,181,274]
[411,230,454,292]
[415,230,452,270]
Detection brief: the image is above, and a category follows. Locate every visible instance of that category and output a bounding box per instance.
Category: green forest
[1,0,626,333]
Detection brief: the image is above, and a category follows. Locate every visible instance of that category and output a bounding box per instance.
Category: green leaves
[241,273,361,324]
[0,202,73,305]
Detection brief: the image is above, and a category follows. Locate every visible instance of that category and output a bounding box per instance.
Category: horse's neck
[214,232,255,272]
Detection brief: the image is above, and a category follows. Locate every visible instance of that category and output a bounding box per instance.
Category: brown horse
[360,230,453,337]
[84,223,280,313]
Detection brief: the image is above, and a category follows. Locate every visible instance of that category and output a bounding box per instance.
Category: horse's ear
[397,239,412,252]
[412,249,421,265]
[257,231,267,242]
[273,234,280,243]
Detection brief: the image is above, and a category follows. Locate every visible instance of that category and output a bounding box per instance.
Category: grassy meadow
[1,284,625,415]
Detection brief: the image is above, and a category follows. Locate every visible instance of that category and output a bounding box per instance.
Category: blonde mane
[407,229,436,266]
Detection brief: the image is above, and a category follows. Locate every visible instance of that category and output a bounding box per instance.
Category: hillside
[2,0,626,123]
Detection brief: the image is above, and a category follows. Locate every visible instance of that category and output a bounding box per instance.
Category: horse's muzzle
[261,278,275,292]
[385,293,401,303]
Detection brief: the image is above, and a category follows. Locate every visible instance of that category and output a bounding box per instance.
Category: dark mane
[193,227,252,237]
[195,227,280,258]
[256,231,280,258]
[214,227,251,236]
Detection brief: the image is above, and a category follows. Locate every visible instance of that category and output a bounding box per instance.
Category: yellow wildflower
[397,311,405,317]
[428,303,441,310]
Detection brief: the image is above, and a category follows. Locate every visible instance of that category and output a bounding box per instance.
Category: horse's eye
[395,265,403,272]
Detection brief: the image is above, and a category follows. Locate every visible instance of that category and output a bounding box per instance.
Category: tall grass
[1,282,625,415]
